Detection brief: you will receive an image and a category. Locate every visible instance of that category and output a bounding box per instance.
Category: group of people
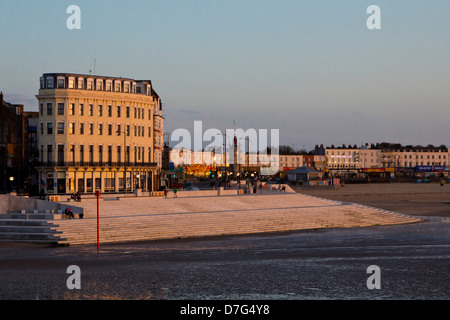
[163,188,177,198]
[64,207,84,219]
[64,207,75,219]
[71,192,81,202]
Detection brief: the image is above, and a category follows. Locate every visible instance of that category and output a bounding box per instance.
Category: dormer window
[87,79,94,90]
[57,77,65,89]
[46,77,54,89]
[96,80,103,91]
[68,78,75,89]
[115,81,121,92]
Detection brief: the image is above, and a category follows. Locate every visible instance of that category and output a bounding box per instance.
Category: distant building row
[167,143,450,178]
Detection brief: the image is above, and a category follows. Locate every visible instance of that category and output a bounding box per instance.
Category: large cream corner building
[36,73,164,195]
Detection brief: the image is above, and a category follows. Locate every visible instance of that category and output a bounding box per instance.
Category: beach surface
[294,183,450,217]
[0,183,448,300]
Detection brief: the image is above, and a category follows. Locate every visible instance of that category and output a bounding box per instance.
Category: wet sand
[294,183,450,217]
[0,183,449,301]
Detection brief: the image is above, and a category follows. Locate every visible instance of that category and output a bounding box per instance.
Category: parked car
[185,186,200,191]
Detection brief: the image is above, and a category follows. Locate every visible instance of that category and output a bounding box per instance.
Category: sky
[1,0,450,151]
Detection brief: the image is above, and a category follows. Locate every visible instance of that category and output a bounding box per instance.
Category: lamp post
[116,127,128,194]
[216,131,228,189]
[9,176,14,193]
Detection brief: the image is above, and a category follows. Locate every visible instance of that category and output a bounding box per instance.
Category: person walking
[173,188,178,198]
[39,184,45,199]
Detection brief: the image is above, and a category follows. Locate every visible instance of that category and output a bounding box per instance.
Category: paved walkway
[52,192,423,246]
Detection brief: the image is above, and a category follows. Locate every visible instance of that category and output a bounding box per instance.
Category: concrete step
[0,239,62,244]
[0,225,62,234]
[0,232,62,241]
[0,213,57,220]
[0,219,55,227]
[0,193,423,246]
[53,218,412,244]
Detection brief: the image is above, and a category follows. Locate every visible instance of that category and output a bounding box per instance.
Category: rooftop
[41,73,144,83]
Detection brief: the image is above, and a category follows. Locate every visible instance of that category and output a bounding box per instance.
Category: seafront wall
[0,194,84,215]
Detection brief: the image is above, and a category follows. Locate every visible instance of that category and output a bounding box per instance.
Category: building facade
[326,143,449,178]
[326,147,361,173]
[380,145,448,176]
[0,92,39,194]
[325,145,383,176]
[278,155,304,172]
[35,73,163,195]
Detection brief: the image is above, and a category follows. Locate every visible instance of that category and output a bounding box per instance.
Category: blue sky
[1,0,450,150]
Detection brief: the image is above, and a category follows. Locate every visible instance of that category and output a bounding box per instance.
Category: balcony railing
[35,161,158,168]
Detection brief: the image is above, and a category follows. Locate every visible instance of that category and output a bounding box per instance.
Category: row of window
[42,171,155,193]
[40,76,152,96]
[327,154,446,161]
[329,162,447,168]
[40,144,153,164]
[397,162,447,167]
[329,164,358,168]
[280,157,302,162]
[40,121,153,138]
[328,152,446,160]
[394,154,446,160]
[39,103,153,120]
[328,151,360,156]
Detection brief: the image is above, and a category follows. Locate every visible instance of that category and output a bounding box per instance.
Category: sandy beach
[0,183,448,301]
[294,183,450,217]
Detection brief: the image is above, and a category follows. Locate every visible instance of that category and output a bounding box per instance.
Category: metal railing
[35,161,157,168]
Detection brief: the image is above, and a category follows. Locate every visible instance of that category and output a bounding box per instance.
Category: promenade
[51,191,422,246]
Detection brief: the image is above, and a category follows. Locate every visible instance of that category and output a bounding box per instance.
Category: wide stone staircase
[0,211,64,244]
[0,193,423,246]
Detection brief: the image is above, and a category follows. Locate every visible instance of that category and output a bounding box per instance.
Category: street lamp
[116,127,128,194]
[216,131,229,189]
[9,176,14,193]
